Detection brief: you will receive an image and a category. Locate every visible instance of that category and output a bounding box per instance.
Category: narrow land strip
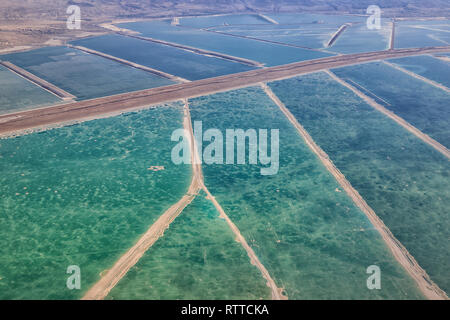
[82,99,284,300]
[258,14,279,25]
[99,23,140,35]
[68,44,190,83]
[82,101,202,300]
[183,100,286,300]
[390,20,396,50]
[203,186,287,300]
[1,46,449,137]
[0,61,76,100]
[203,29,321,51]
[261,83,448,300]
[383,60,450,92]
[118,32,264,67]
[433,54,450,62]
[327,23,350,47]
[326,70,450,159]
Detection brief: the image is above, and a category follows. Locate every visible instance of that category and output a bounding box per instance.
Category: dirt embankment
[0,61,76,100]
[82,100,284,300]
[118,32,264,67]
[326,69,449,160]
[68,44,189,83]
[81,101,202,300]
[261,82,448,300]
[1,46,449,138]
[327,23,350,47]
[383,60,449,92]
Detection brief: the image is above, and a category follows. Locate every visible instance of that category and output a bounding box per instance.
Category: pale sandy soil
[434,54,450,62]
[0,19,105,50]
[99,23,139,35]
[261,82,448,300]
[258,14,279,25]
[390,21,396,50]
[0,45,32,54]
[326,23,350,47]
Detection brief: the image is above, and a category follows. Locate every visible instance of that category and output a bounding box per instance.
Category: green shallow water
[0,104,191,299]
[188,87,423,299]
[0,65,61,115]
[268,72,450,294]
[107,191,271,300]
[388,55,450,88]
[1,46,174,101]
[332,62,450,148]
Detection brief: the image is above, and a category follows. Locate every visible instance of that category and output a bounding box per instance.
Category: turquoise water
[395,22,450,48]
[388,55,450,87]
[188,87,423,299]
[265,13,365,25]
[399,20,450,26]
[179,14,269,28]
[117,20,333,66]
[0,104,191,299]
[0,65,60,115]
[71,34,256,81]
[1,46,174,101]
[262,13,390,55]
[210,24,337,49]
[268,72,450,294]
[332,62,450,148]
[330,20,391,54]
[107,191,271,299]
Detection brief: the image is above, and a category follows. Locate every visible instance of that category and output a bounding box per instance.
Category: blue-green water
[332,62,450,148]
[188,87,423,299]
[179,14,269,28]
[0,65,60,115]
[388,55,450,88]
[107,191,271,299]
[395,21,450,48]
[71,34,256,81]
[210,24,337,49]
[330,20,391,54]
[1,46,174,101]
[399,20,450,26]
[265,13,365,25]
[0,104,191,299]
[117,20,333,66]
[268,72,450,294]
